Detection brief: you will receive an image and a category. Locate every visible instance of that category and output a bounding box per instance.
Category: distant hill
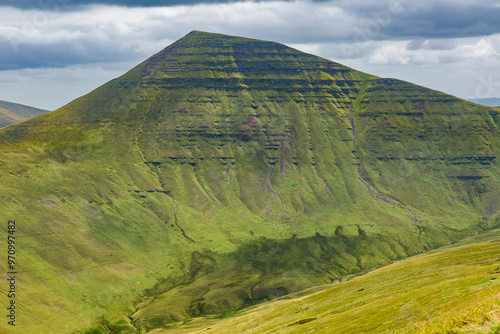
[0,100,49,127]
[468,97,500,107]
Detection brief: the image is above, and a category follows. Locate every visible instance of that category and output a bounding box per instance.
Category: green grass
[151,236,500,334]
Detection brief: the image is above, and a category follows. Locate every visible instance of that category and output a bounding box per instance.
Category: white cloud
[369,42,410,64]
[0,1,359,68]
[461,38,498,59]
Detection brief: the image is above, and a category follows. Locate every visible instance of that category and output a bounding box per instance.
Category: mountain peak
[139,30,367,89]
[176,30,267,45]
[183,30,234,39]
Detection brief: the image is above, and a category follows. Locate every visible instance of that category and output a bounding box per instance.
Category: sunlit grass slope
[0,31,498,333]
[155,237,500,334]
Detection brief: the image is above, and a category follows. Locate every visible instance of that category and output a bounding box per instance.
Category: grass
[151,236,500,334]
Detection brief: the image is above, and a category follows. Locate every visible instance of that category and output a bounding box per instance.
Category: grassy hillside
[0,100,48,127]
[0,31,498,333]
[152,233,500,334]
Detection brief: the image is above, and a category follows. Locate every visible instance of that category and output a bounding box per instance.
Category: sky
[0,0,499,110]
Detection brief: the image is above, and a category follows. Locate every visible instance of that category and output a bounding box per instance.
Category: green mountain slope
[155,235,500,334]
[0,31,498,333]
[0,100,48,128]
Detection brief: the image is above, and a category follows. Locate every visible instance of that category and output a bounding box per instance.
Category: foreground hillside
[0,100,48,127]
[0,31,498,333]
[152,233,500,334]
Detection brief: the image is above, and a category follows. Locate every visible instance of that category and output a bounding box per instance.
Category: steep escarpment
[354,78,500,219]
[0,31,498,333]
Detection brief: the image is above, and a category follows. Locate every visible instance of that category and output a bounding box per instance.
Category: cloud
[4,0,300,10]
[365,34,500,66]
[0,1,358,70]
[385,0,500,39]
[407,39,457,51]
[318,0,500,45]
[461,38,498,59]
[369,42,410,64]
[1,0,500,109]
[2,0,500,70]
[0,5,177,70]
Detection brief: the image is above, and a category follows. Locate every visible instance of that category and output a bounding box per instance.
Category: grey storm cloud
[0,39,141,70]
[386,1,500,39]
[3,0,304,9]
[330,0,500,40]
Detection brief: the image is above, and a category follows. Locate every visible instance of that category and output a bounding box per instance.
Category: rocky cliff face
[0,31,498,332]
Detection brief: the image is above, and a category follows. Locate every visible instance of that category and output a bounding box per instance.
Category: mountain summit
[0,31,499,333]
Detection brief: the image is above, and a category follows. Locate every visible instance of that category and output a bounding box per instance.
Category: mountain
[0,100,49,127]
[0,31,499,333]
